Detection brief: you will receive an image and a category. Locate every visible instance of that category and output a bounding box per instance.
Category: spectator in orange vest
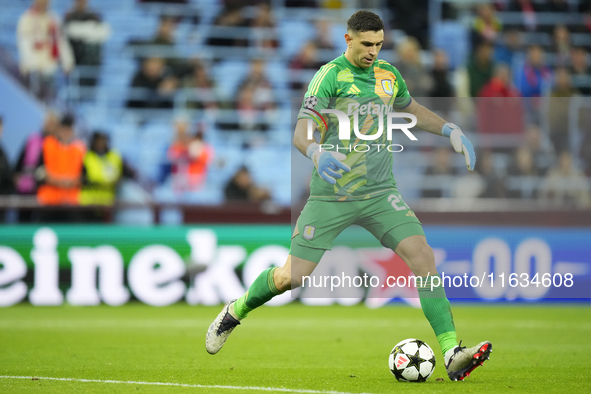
[167,120,213,192]
[37,114,86,207]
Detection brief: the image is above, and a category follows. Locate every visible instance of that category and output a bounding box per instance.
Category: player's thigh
[290,199,358,263]
[274,254,319,290]
[356,192,434,276]
[356,190,424,248]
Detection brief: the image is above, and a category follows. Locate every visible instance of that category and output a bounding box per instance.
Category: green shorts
[290,190,424,263]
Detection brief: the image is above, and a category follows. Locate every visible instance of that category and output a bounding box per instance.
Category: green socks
[233,271,457,357]
[233,267,282,320]
[417,275,458,355]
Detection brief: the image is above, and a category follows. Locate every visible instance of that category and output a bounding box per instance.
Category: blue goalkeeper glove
[306,143,351,185]
[441,123,476,171]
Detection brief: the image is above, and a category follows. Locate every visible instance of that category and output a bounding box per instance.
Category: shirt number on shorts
[388,194,409,211]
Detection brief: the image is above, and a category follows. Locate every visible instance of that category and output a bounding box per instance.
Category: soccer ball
[388,339,436,382]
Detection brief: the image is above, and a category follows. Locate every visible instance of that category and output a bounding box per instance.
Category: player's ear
[345,32,352,47]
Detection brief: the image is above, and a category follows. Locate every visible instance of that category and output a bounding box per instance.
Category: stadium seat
[279,19,315,58]
[210,60,249,99]
[430,22,469,70]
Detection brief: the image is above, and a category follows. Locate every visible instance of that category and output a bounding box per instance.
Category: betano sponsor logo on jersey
[300,97,418,153]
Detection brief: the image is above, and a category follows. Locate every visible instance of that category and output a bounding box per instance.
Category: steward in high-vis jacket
[80,131,136,206]
[80,131,122,206]
[37,114,85,205]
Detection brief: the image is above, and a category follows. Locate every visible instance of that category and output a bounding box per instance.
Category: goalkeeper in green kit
[206,10,492,381]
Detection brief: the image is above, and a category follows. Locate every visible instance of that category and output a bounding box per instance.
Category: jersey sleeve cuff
[394,97,413,110]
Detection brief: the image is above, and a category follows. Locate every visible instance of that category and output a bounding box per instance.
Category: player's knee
[274,266,293,292]
[409,244,436,276]
[419,244,435,263]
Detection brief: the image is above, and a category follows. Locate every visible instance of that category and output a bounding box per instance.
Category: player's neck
[343,50,370,71]
[344,50,361,69]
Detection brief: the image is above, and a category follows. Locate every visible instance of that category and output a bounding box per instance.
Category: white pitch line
[0,376,373,394]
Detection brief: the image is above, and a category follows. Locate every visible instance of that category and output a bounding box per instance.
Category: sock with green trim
[417,275,458,357]
[233,267,283,320]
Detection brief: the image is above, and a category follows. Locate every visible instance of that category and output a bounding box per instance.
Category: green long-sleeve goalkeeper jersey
[298,53,413,201]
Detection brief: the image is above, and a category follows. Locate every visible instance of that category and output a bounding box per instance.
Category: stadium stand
[0,0,590,223]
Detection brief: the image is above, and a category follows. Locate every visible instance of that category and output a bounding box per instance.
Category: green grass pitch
[1,303,590,393]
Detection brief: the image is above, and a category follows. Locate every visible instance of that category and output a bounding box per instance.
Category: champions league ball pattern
[388,339,436,382]
[303,95,318,110]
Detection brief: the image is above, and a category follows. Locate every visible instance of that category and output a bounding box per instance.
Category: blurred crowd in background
[0,0,590,223]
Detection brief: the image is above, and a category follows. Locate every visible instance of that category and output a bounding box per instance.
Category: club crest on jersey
[304,95,318,110]
[381,79,394,96]
[303,225,316,240]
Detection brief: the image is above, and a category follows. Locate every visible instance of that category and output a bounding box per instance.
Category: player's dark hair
[347,10,384,33]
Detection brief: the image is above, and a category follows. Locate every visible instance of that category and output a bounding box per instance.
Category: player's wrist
[441,123,461,138]
[306,142,319,160]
